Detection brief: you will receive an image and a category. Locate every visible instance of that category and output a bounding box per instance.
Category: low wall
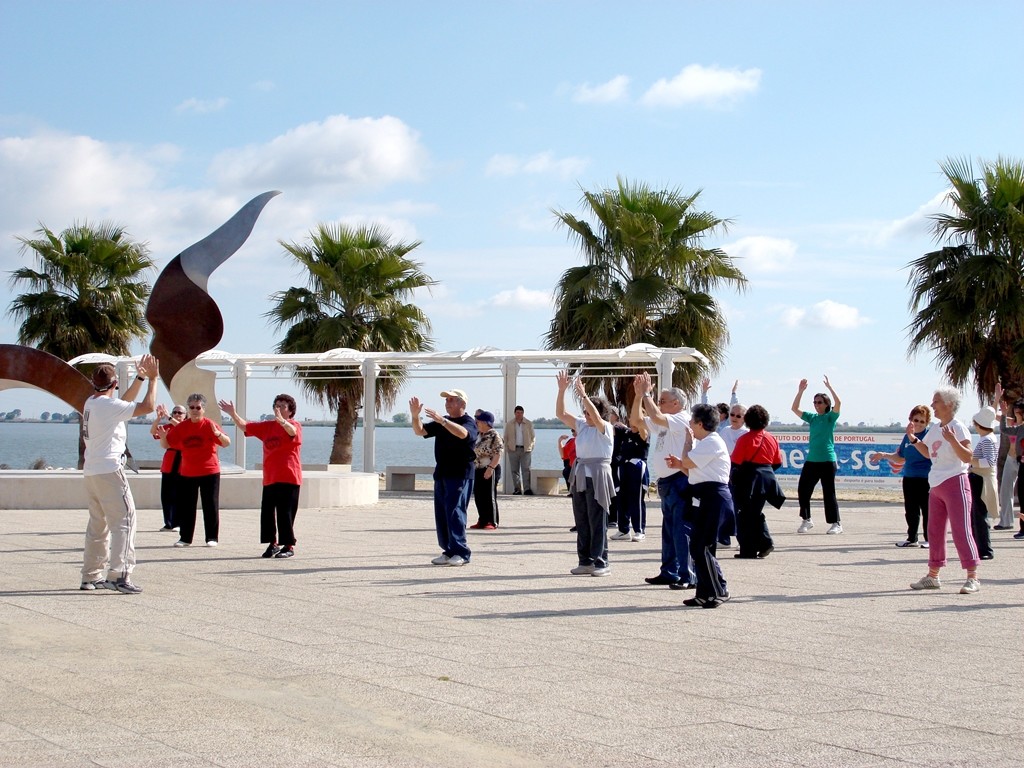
[0,468,379,510]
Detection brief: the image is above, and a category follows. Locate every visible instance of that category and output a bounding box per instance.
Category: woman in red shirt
[161,393,230,547]
[730,404,785,559]
[219,395,303,558]
[150,403,186,531]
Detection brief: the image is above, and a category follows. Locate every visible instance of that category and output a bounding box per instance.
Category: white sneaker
[610,531,631,540]
[631,532,646,542]
[826,523,843,535]
[910,575,941,590]
[591,565,611,577]
[570,564,595,575]
[959,578,980,594]
[447,555,467,567]
[206,540,218,547]
[797,519,814,533]
[173,540,190,548]
[431,554,451,565]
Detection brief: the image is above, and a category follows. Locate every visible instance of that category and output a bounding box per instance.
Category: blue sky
[1,1,1022,426]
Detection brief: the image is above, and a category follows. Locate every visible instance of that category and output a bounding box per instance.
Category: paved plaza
[1,490,1022,767]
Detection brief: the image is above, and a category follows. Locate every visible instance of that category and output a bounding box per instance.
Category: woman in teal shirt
[791,376,843,534]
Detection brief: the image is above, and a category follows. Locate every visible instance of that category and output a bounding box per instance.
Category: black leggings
[177,473,220,544]
[797,461,839,523]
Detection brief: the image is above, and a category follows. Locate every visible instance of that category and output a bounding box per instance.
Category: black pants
[160,471,180,528]
[902,476,929,542]
[261,482,300,546]
[472,465,500,527]
[571,478,608,568]
[687,482,730,601]
[969,472,993,558]
[798,461,839,523]
[177,473,220,544]
[736,491,775,557]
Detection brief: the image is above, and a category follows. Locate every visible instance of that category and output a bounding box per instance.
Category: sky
[1,1,1022,427]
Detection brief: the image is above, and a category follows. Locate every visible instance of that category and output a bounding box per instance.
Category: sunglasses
[911,418,927,424]
[813,400,826,405]
[730,413,743,418]
[188,405,204,410]
[171,411,185,416]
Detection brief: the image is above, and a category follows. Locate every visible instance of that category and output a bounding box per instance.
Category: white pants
[998,459,1018,528]
[82,469,138,581]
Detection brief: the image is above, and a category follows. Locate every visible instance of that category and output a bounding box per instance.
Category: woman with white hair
[907,387,981,594]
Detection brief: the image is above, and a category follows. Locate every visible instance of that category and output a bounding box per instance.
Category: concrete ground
[1,492,1022,767]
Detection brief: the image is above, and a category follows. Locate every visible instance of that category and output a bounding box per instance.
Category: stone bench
[531,468,565,496]
[385,465,435,491]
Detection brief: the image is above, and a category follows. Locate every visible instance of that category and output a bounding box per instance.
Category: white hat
[972,405,998,431]
[440,388,468,403]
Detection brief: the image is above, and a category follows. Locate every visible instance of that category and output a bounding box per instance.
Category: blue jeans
[434,474,473,561]
[657,472,694,583]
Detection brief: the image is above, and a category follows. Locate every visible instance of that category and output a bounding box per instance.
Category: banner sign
[774,433,904,487]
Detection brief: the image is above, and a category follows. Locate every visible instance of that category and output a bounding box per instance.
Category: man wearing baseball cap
[410,387,478,566]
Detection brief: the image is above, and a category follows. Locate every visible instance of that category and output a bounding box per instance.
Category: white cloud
[485,151,589,180]
[874,190,951,244]
[175,97,229,114]
[573,75,630,104]
[491,286,553,310]
[726,235,797,273]
[641,64,761,108]
[209,114,428,189]
[779,300,869,330]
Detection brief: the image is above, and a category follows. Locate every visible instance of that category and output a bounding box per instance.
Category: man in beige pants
[80,354,159,594]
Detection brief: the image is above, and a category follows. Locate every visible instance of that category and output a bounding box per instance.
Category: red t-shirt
[732,429,782,466]
[245,419,302,486]
[166,417,222,477]
[152,425,180,473]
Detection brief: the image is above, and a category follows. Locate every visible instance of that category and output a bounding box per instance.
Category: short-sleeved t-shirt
[166,417,222,477]
[732,430,782,466]
[923,419,970,487]
[895,430,932,479]
[801,410,839,462]
[245,419,302,486]
[82,394,136,476]
[687,431,731,485]
[423,414,478,479]
[644,412,691,481]
[972,432,997,468]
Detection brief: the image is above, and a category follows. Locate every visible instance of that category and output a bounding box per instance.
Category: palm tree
[8,221,154,466]
[907,156,1024,400]
[267,222,436,464]
[545,176,746,405]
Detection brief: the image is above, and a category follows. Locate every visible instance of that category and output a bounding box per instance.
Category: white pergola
[187,343,707,478]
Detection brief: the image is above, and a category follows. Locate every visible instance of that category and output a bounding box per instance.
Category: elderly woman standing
[791,376,843,534]
[556,370,614,577]
[667,403,732,608]
[870,404,933,548]
[470,410,504,530]
[161,393,230,548]
[908,387,981,594]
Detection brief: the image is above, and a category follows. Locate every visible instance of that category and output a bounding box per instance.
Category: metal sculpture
[147,190,280,414]
[0,345,94,413]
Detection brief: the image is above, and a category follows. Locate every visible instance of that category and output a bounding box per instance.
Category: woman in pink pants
[907,387,980,595]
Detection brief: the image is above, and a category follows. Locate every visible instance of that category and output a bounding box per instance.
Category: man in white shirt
[80,354,159,594]
[631,372,696,589]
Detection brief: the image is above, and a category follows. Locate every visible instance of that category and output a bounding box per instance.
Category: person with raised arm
[791,376,843,534]
[631,371,696,590]
[219,395,303,559]
[79,354,160,594]
[556,370,614,577]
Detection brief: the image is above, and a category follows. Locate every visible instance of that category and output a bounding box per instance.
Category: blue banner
[775,433,904,486]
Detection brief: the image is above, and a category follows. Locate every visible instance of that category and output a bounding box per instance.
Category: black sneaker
[113,577,142,595]
[645,574,680,586]
[682,597,705,607]
[668,581,696,590]
[274,546,294,559]
[262,543,281,558]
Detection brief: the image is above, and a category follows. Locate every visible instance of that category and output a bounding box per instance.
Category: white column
[361,359,379,473]
[500,360,520,494]
[232,362,249,468]
[656,353,675,403]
